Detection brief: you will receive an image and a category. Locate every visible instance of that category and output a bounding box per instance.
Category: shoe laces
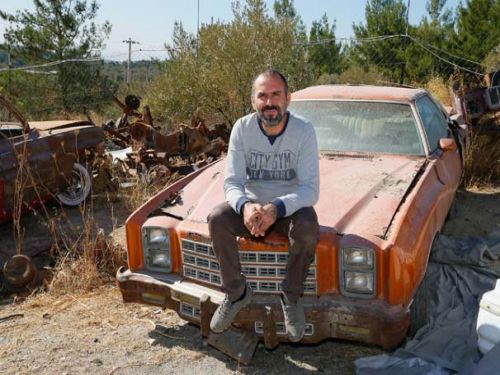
[218,295,233,318]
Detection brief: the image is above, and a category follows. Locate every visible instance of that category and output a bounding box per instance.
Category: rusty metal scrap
[102,94,229,185]
[206,328,259,366]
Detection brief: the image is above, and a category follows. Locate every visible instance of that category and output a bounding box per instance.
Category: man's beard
[257,105,284,127]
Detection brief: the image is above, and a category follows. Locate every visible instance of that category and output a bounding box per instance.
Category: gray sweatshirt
[224,111,319,218]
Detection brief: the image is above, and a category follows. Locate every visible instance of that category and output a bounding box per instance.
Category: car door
[0,101,55,221]
[0,129,57,216]
[0,128,18,219]
[416,94,462,190]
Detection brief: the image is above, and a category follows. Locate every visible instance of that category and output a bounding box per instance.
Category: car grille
[181,239,317,294]
[180,302,201,320]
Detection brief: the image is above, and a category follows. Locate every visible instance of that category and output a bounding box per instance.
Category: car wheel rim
[55,163,91,206]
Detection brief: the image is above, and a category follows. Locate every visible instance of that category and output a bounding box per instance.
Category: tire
[408,234,439,337]
[56,163,92,206]
[408,270,430,337]
[445,198,458,223]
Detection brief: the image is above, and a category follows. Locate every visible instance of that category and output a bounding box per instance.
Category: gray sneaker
[210,284,253,333]
[280,294,305,342]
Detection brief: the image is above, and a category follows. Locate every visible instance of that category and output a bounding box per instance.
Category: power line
[409,36,483,66]
[408,35,485,76]
[0,57,101,72]
[135,49,168,52]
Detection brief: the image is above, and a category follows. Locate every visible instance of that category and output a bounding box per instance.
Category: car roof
[291,85,427,103]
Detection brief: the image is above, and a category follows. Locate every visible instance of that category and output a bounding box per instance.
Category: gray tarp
[355,231,500,375]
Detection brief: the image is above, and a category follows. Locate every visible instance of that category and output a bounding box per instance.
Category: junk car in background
[0,94,104,224]
[117,85,467,354]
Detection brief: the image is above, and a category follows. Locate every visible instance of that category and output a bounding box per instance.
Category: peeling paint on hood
[172,155,424,237]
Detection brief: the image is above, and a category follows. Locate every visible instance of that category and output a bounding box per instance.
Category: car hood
[171,154,425,238]
[314,154,424,236]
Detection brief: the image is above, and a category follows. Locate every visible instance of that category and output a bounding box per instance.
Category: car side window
[416,95,449,152]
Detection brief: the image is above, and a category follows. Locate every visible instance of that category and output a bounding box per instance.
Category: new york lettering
[247,150,297,181]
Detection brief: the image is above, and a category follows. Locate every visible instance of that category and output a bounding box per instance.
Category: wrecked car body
[0,94,104,224]
[117,85,467,357]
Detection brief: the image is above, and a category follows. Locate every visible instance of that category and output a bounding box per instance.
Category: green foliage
[145,0,314,127]
[483,45,500,72]
[352,0,408,82]
[1,0,111,114]
[350,0,500,85]
[0,60,109,119]
[338,64,384,85]
[404,0,456,83]
[2,0,111,62]
[308,14,345,76]
[102,59,164,103]
[453,0,500,73]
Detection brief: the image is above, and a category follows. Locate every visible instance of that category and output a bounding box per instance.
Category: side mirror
[439,138,457,152]
[450,113,466,126]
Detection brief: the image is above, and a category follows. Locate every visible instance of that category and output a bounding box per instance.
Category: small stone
[148,338,158,346]
[90,358,103,366]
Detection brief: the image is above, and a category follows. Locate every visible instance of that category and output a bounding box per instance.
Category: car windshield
[289,100,424,155]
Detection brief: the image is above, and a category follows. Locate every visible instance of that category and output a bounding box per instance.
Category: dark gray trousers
[207,202,319,303]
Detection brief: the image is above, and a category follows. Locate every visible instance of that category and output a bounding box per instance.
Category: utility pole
[399,0,411,85]
[122,37,139,90]
[197,0,200,36]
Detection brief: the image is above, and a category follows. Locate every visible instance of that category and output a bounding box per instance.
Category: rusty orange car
[117,85,467,351]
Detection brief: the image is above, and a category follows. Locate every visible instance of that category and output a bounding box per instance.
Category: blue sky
[1,0,461,61]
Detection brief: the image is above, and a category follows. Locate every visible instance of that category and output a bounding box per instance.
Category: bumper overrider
[116,267,409,349]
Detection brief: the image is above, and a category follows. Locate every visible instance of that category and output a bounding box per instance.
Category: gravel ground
[0,286,382,374]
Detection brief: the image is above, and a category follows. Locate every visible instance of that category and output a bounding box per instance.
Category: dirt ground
[0,186,499,374]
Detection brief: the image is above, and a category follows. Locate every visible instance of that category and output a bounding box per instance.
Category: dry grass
[122,171,181,212]
[463,129,500,187]
[47,221,127,296]
[32,166,181,297]
[424,76,453,107]
[422,77,499,187]
[2,134,128,298]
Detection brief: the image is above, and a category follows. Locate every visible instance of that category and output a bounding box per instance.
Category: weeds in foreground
[3,127,128,298]
[122,170,181,212]
[463,126,500,188]
[48,222,127,296]
[46,164,131,295]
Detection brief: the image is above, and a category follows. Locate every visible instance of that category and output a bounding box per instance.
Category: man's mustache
[262,105,280,112]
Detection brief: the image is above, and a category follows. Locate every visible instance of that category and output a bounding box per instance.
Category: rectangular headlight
[344,271,374,294]
[147,228,169,244]
[148,249,171,269]
[340,246,376,297]
[342,247,374,269]
[142,226,171,272]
